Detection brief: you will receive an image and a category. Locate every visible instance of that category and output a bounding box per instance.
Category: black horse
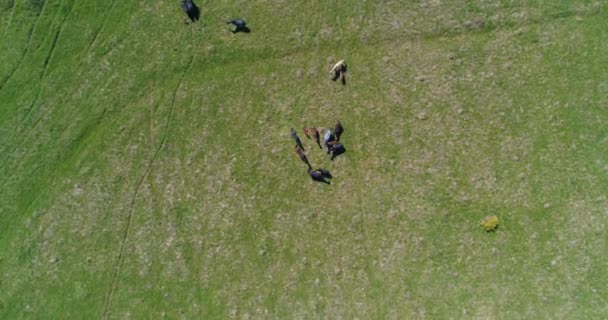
[181,0,200,22]
[227,19,251,33]
[328,142,346,161]
[334,121,344,142]
[308,169,330,184]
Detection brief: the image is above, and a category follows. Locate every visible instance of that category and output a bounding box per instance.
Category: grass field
[1,0,607,318]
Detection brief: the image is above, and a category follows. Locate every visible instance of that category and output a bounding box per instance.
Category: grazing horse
[303,127,322,149]
[326,140,341,154]
[227,19,250,33]
[295,145,312,169]
[308,169,330,184]
[316,168,332,179]
[181,0,200,22]
[328,142,345,160]
[323,129,334,150]
[291,128,305,150]
[334,121,344,142]
[330,59,347,85]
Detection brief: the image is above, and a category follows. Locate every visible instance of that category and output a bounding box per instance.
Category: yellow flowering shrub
[480,215,499,231]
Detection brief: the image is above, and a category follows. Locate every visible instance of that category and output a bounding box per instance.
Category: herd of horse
[180,0,347,185]
[292,121,345,185]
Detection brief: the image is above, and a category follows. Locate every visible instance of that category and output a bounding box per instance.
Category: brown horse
[303,127,322,149]
[295,145,312,169]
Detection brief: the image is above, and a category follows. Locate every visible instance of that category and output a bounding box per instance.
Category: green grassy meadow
[1,0,607,318]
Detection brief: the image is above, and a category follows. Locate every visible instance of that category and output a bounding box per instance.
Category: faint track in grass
[1,0,17,38]
[50,0,121,141]
[78,0,117,66]
[2,2,152,179]
[0,0,77,186]
[0,0,75,156]
[101,28,196,320]
[17,0,76,127]
[4,2,178,170]
[0,0,52,167]
[0,0,49,92]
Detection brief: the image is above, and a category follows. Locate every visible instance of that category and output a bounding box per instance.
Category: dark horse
[327,142,346,161]
[181,0,200,22]
[308,169,330,184]
[334,121,344,142]
[227,19,251,33]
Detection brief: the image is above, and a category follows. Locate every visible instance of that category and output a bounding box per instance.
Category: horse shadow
[232,26,251,34]
[311,175,330,185]
[316,168,333,179]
